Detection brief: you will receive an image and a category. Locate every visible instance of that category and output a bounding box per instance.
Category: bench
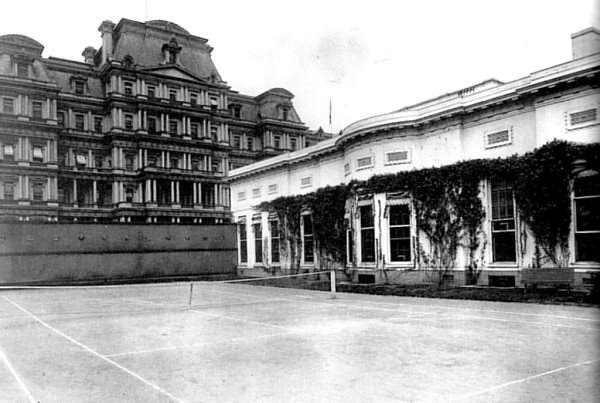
[521,268,574,293]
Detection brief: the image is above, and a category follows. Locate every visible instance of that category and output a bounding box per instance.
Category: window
[125,155,134,171]
[124,81,134,96]
[270,219,280,263]
[389,204,411,262]
[76,154,87,166]
[233,135,241,149]
[75,80,85,95]
[360,205,375,262]
[300,176,312,188]
[303,215,314,263]
[237,191,246,201]
[191,123,198,137]
[170,155,180,169]
[274,136,281,149]
[3,98,14,114]
[252,188,261,198]
[574,176,600,262]
[125,188,134,203]
[94,155,103,169]
[147,86,156,99]
[485,128,512,148]
[290,138,297,151]
[17,63,28,78]
[385,150,410,165]
[247,138,254,151]
[168,50,176,64]
[357,156,373,169]
[169,89,177,102]
[170,120,178,135]
[209,96,218,109]
[344,163,350,175]
[491,182,516,262]
[3,181,15,200]
[210,126,218,141]
[282,108,289,121]
[75,114,85,131]
[3,144,14,160]
[57,111,65,127]
[233,106,241,118]
[570,108,597,126]
[31,101,43,118]
[190,93,198,105]
[91,116,102,133]
[148,117,157,134]
[32,147,44,163]
[239,222,248,263]
[32,184,43,201]
[253,223,263,263]
[268,184,278,194]
[124,114,134,130]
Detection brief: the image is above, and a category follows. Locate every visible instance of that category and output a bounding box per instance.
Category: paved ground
[0,281,598,402]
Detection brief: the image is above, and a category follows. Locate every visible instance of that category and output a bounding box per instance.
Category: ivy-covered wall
[256,141,599,284]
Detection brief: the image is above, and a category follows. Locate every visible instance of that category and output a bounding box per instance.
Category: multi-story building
[229,28,600,285]
[0,18,331,224]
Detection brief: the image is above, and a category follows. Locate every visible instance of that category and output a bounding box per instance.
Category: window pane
[576,198,600,231]
[492,232,516,262]
[390,227,410,239]
[390,239,411,262]
[361,229,375,262]
[303,215,313,235]
[360,205,373,228]
[491,184,514,220]
[575,233,600,262]
[574,176,600,197]
[304,238,314,263]
[254,224,263,263]
[271,239,280,263]
[389,205,410,225]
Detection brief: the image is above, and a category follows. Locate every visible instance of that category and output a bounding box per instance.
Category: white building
[229,28,600,286]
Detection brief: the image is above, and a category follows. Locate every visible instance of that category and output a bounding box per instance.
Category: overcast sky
[1,0,597,133]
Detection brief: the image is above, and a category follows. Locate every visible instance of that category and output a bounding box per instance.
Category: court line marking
[451,359,600,401]
[202,286,600,327]
[2,296,185,403]
[0,344,37,403]
[105,330,300,358]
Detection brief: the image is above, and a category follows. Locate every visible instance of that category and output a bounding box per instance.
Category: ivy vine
[258,141,599,277]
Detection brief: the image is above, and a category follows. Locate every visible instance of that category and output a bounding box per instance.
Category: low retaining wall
[0,223,237,285]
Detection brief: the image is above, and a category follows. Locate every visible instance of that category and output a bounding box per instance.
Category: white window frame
[344,163,351,176]
[384,150,411,165]
[252,188,261,198]
[300,175,312,188]
[571,174,600,263]
[356,155,374,170]
[385,198,413,264]
[488,181,518,265]
[237,191,246,201]
[566,105,598,130]
[268,184,278,194]
[484,126,513,149]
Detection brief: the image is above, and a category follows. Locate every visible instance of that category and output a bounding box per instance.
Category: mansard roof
[0,34,44,54]
[109,19,222,82]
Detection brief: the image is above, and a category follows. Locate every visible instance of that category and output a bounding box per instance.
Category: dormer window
[17,63,28,78]
[70,76,88,95]
[229,104,242,118]
[75,80,85,95]
[162,38,182,65]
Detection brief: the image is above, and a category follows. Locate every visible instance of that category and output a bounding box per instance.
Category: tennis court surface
[1,274,599,402]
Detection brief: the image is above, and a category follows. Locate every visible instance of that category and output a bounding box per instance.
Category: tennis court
[1,274,599,402]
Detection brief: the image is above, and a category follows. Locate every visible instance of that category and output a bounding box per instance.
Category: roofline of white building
[229,51,600,181]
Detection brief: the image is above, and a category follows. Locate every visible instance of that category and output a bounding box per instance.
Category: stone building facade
[0,18,330,224]
[229,28,600,285]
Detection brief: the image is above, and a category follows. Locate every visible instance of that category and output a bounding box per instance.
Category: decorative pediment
[139,65,207,83]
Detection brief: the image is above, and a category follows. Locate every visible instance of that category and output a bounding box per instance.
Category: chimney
[571,27,600,59]
[82,46,97,64]
[98,20,116,65]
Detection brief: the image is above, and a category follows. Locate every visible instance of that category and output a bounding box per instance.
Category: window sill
[487,263,519,269]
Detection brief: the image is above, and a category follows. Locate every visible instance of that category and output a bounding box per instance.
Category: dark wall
[0,223,237,285]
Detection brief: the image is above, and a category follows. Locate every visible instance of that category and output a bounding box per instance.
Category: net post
[330,270,336,299]
[188,283,194,307]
